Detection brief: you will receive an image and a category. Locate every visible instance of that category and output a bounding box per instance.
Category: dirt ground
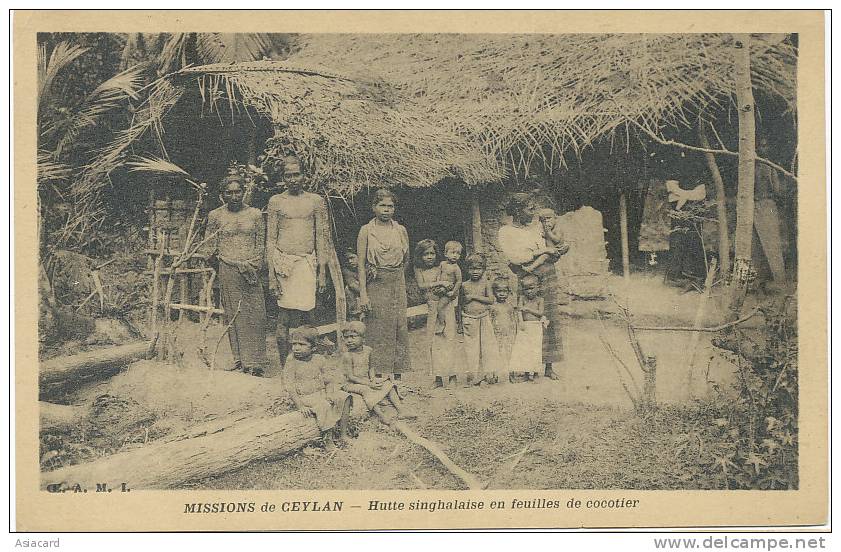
[49,272,749,489]
[192,273,738,490]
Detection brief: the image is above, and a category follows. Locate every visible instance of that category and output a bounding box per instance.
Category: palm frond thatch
[145,61,502,195]
[288,33,797,170]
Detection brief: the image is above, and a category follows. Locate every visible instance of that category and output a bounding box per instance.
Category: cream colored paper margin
[14,10,827,531]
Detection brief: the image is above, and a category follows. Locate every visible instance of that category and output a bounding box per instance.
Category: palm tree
[38,38,146,251]
[120,33,292,75]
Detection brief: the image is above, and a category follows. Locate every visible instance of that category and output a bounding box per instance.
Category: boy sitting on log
[283,326,352,450]
[339,321,414,423]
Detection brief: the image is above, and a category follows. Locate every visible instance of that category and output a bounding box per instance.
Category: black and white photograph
[15,10,828,532]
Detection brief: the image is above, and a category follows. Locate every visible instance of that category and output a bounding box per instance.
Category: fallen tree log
[42,410,322,490]
[40,402,86,432]
[40,341,149,386]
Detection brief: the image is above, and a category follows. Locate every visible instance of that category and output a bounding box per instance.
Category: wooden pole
[619,191,630,281]
[698,121,732,275]
[391,420,483,490]
[326,204,347,351]
[686,258,717,400]
[732,33,757,301]
[471,193,483,253]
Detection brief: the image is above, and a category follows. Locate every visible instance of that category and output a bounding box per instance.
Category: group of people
[204,154,570,446]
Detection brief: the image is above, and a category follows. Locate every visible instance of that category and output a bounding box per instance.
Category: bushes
[675,298,798,489]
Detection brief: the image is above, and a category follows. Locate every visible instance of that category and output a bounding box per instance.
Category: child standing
[509,274,547,381]
[342,249,363,321]
[414,240,459,388]
[490,276,517,382]
[461,254,504,384]
[283,326,352,450]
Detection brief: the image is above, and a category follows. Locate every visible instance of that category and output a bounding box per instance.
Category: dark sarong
[539,265,566,363]
[218,260,268,371]
[366,266,411,376]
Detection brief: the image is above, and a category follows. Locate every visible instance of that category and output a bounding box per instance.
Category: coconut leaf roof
[168,61,501,194]
[288,33,797,172]
[91,34,796,196]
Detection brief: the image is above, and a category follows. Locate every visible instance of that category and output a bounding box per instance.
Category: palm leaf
[197,33,272,63]
[48,63,148,157]
[125,155,192,178]
[38,40,89,111]
[37,150,71,185]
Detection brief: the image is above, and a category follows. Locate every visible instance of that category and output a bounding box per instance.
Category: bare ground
[44,273,746,489]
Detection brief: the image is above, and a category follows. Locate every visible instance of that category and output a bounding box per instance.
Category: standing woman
[357,189,412,380]
[205,175,269,375]
[497,193,566,380]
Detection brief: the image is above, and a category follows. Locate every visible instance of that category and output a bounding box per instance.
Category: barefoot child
[490,276,516,382]
[509,274,547,381]
[461,254,504,384]
[340,321,414,422]
[413,240,459,388]
[283,326,352,450]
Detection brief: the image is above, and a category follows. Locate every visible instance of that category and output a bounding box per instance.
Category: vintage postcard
[14,10,828,531]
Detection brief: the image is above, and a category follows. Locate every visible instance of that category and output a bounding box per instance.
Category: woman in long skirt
[356,189,412,379]
[205,175,269,375]
[497,193,567,378]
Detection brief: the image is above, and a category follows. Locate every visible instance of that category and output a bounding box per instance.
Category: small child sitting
[283,326,352,450]
[509,274,548,382]
[340,321,414,423]
[461,253,505,385]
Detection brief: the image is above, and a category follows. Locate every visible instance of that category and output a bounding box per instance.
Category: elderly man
[266,154,329,367]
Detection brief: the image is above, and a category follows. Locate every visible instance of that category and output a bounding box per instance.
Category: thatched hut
[108,33,797,287]
[286,33,797,277]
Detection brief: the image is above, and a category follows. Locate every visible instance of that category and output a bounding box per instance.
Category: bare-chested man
[266,155,329,367]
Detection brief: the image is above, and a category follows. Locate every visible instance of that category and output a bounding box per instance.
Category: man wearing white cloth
[267,154,329,367]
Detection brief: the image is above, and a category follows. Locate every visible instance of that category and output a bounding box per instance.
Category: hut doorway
[398,183,472,254]
[328,182,473,258]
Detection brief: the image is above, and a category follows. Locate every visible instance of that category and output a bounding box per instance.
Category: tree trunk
[471,194,483,253]
[732,33,757,296]
[40,341,149,386]
[42,410,322,490]
[619,191,630,281]
[698,121,731,275]
[686,258,718,400]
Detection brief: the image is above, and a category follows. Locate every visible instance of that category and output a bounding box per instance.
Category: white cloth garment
[270,249,317,311]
